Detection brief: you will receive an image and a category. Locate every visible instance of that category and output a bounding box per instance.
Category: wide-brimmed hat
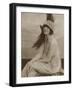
[40,20,54,31]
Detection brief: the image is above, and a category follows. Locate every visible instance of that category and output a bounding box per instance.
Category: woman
[22,15,62,77]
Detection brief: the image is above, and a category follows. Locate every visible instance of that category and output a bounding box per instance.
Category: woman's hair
[32,25,54,49]
[32,14,54,49]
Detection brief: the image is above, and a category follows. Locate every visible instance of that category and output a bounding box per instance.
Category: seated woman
[22,14,62,77]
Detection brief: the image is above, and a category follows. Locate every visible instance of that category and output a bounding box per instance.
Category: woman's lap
[29,59,61,74]
[30,61,52,74]
[22,58,61,77]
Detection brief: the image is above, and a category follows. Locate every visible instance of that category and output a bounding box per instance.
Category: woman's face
[43,26,50,35]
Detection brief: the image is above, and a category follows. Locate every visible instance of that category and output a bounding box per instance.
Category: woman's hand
[30,53,42,63]
[39,57,50,63]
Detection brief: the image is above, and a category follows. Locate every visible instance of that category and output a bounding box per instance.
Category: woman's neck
[45,34,53,43]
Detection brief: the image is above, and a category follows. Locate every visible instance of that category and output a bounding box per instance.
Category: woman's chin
[44,33,49,35]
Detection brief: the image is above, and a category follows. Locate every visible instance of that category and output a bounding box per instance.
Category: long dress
[21,36,61,77]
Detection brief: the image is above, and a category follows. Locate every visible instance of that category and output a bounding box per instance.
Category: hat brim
[40,25,43,29]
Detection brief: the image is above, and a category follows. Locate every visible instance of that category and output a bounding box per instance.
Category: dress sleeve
[44,38,60,63]
[50,39,60,60]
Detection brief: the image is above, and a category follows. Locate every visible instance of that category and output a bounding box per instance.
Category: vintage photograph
[21,13,64,77]
[10,3,71,86]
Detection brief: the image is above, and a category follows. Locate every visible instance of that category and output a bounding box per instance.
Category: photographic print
[9,3,71,87]
[21,13,64,77]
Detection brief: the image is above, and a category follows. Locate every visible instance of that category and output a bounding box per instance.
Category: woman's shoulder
[51,36,58,47]
[51,36,57,43]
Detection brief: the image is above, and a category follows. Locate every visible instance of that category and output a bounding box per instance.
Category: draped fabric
[21,36,61,77]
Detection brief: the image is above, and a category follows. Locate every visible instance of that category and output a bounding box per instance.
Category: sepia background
[21,12,64,70]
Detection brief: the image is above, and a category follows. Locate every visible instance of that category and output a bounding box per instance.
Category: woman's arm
[41,39,59,63]
[31,44,44,62]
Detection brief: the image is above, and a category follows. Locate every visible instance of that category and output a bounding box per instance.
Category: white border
[16,6,69,84]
